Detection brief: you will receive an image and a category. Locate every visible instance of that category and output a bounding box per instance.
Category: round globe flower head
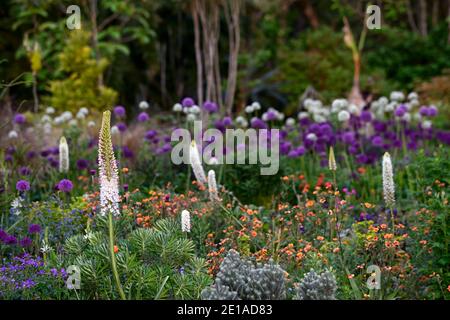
[422,120,432,130]
[88,121,96,128]
[306,133,318,142]
[371,135,384,147]
[203,101,218,113]
[181,97,195,108]
[139,101,149,110]
[113,105,126,118]
[428,105,438,117]
[394,105,407,117]
[28,224,41,234]
[187,114,196,122]
[8,130,18,139]
[285,117,296,127]
[173,103,183,112]
[337,110,350,122]
[14,113,26,125]
[251,101,261,110]
[390,91,405,102]
[19,166,31,176]
[57,179,73,193]
[137,112,150,122]
[16,180,30,192]
[222,116,232,126]
[76,159,89,170]
[46,106,55,114]
[189,105,201,114]
[407,92,418,101]
[298,112,309,120]
[245,105,254,114]
[360,110,372,122]
[116,122,127,133]
[111,125,120,136]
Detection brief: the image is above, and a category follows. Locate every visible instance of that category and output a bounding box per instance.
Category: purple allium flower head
[89,169,96,176]
[419,106,429,116]
[137,112,150,122]
[223,116,233,126]
[203,101,218,113]
[0,229,8,242]
[5,235,17,245]
[26,151,36,159]
[116,122,127,132]
[145,129,158,140]
[250,117,267,129]
[122,146,134,158]
[14,113,26,124]
[181,97,195,108]
[76,159,89,170]
[20,237,32,247]
[16,180,30,192]
[342,131,356,144]
[265,111,277,121]
[123,184,129,192]
[394,104,407,117]
[28,224,41,234]
[428,105,437,117]
[113,105,126,117]
[18,166,31,176]
[371,135,384,147]
[360,110,372,122]
[57,179,73,193]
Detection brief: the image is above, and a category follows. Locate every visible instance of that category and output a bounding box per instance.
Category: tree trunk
[303,0,319,28]
[224,0,240,116]
[419,0,428,36]
[90,0,103,87]
[192,0,203,107]
[406,0,420,34]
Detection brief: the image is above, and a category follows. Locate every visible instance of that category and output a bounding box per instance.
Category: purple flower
[419,106,429,116]
[14,113,26,124]
[116,122,127,132]
[145,130,158,140]
[122,146,134,158]
[26,151,36,159]
[123,184,129,192]
[16,180,30,192]
[428,105,437,117]
[5,235,17,245]
[250,117,267,129]
[394,105,407,117]
[114,105,126,117]
[360,111,372,122]
[76,159,89,170]
[0,229,8,242]
[20,237,32,247]
[89,169,96,176]
[137,112,150,122]
[18,166,31,176]
[181,97,195,108]
[57,179,73,193]
[203,101,218,113]
[371,135,384,147]
[342,131,356,144]
[223,117,232,126]
[28,224,41,234]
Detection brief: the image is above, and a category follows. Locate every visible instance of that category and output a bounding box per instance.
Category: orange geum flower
[420,240,427,245]
[383,233,394,239]
[122,167,129,174]
[306,200,315,207]
[113,245,119,253]
[316,236,324,241]
[380,224,387,229]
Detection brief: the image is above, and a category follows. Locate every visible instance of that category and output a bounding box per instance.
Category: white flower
[378,96,389,106]
[41,115,52,123]
[43,123,52,134]
[313,113,327,123]
[422,120,432,129]
[409,99,419,107]
[401,112,411,122]
[61,111,73,121]
[298,112,309,120]
[10,197,24,215]
[181,210,191,232]
[189,140,207,186]
[40,241,53,254]
[348,104,360,115]
[76,111,86,119]
[262,113,268,121]
[46,106,55,114]
[54,116,63,125]
[251,102,261,110]
[111,125,120,135]
[337,110,350,122]
[245,105,254,114]
[98,111,120,216]
[79,107,89,115]
[286,117,296,126]
[59,136,69,173]
[208,170,219,202]
[189,105,201,114]
[382,152,395,208]
[68,119,78,126]
[390,91,405,102]
[83,230,95,241]
[173,103,183,112]
[303,98,314,109]
[277,112,285,121]
[332,99,348,112]
[407,92,418,101]
[235,116,248,128]
[306,133,317,142]
[413,112,422,121]
[8,130,18,139]
[186,114,196,122]
[88,121,96,128]
[139,101,149,110]
[384,102,396,112]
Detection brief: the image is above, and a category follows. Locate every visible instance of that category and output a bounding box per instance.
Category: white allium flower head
[407,92,418,101]
[385,102,396,112]
[54,117,63,125]
[251,102,261,110]
[348,104,360,115]
[173,103,183,112]
[277,112,285,121]
[189,140,207,187]
[337,110,351,122]
[313,113,327,123]
[79,107,89,115]
[390,91,405,102]
[88,121,96,128]
[332,99,348,111]
[187,114,196,122]
[422,120,432,129]
[189,105,201,114]
[59,136,69,173]
[8,130,18,139]
[303,98,314,109]
[111,125,120,135]
[208,170,219,202]
[69,119,78,126]
[378,97,389,106]
[245,105,254,114]
[409,99,419,107]
[306,133,318,142]
[286,117,296,126]
[401,112,411,122]
[262,113,269,121]
[181,210,191,232]
[41,115,52,123]
[298,112,309,120]
[76,111,86,119]
[61,111,73,121]
[382,152,395,208]
[413,112,422,121]
[46,106,55,114]
[139,101,149,110]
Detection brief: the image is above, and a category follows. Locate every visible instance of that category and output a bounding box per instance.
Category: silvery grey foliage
[201,249,286,300]
[295,269,337,300]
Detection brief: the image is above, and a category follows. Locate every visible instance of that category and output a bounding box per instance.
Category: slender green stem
[108,212,126,300]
